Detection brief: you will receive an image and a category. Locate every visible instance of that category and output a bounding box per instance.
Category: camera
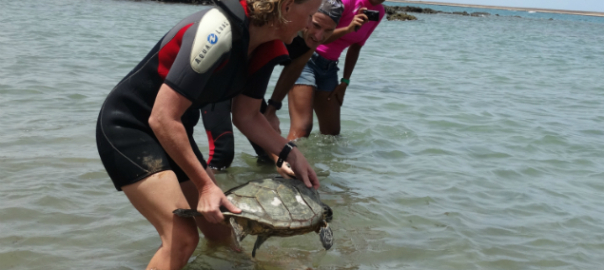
[363,9,380,21]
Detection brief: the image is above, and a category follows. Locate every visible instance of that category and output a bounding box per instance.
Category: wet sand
[388,0,604,17]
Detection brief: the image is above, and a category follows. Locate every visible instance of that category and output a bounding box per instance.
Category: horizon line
[387,0,604,17]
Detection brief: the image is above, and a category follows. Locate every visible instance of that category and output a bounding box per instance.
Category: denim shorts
[295,52,339,92]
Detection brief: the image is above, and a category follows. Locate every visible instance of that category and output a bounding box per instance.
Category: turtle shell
[223,177,325,230]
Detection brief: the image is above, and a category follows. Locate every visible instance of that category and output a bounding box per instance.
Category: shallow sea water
[1,0,604,269]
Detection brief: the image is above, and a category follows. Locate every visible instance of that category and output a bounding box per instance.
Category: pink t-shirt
[316,0,384,61]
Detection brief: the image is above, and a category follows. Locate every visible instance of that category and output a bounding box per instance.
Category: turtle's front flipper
[319,223,334,250]
[173,209,202,218]
[174,207,231,218]
[252,235,269,258]
[229,218,247,250]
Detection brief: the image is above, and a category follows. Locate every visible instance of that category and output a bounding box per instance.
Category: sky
[412,0,604,13]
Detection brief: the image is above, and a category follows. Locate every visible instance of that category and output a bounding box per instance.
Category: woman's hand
[328,82,347,106]
[347,8,369,32]
[276,161,296,179]
[197,184,241,223]
[287,147,319,189]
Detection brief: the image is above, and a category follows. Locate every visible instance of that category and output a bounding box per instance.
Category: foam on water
[1,0,604,269]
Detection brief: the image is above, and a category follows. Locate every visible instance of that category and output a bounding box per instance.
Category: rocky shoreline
[384,5,496,21]
[390,0,604,17]
[141,0,537,21]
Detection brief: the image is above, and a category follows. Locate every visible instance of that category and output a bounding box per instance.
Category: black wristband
[276,141,296,167]
[267,99,282,110]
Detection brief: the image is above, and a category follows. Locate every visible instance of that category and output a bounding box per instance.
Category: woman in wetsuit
[95,0,321,268]
[201,0,344,178]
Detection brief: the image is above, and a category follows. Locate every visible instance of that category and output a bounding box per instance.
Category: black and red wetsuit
[96,0,288,190]
[202,34,311,170]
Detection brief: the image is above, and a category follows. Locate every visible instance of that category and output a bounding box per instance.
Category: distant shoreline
[387,0,604,17]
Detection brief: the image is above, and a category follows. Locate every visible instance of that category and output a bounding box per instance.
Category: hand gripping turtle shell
[173,177,334,257]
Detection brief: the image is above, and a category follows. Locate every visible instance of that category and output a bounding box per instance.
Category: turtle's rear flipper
[319,224,333,250]
[229,218,247,250]
[173,209,202,218]
[252,235,269,258]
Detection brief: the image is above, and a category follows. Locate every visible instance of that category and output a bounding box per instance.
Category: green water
[1,0,604,269]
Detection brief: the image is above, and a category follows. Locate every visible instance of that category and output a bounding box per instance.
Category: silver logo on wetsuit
[190,9,233,74]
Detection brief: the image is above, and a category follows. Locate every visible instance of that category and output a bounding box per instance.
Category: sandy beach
[388,0,604,17]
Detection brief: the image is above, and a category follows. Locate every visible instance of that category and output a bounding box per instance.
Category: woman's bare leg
[287,85,316,141]
[313,90,341,135]
[179,167,234,245]
[122,171,199,270]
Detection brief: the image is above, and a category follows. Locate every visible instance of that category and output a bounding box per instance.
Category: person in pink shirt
[286,0,385,142]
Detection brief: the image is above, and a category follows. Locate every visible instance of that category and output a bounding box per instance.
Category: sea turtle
[173,177,334,257]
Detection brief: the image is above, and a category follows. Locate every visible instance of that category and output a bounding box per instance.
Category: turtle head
[322,203,333,223]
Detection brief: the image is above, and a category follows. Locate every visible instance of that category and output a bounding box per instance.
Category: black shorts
[96,105,207,191]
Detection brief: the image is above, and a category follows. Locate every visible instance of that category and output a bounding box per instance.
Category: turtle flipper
[319,224,333,250]
[173,209,202,218]
[252,235,269,258]
[322,203,333,223]
[229,217,247,250]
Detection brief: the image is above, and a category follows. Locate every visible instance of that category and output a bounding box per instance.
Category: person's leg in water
[122,171,200,270]
[311,54,341,135]
[287,84,316,141]
[286,58,320,141]
[314,90,341,135]
[201,100,235,173]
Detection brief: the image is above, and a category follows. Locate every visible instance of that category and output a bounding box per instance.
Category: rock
[383,6,419,21]
[422,8,438,14]
[384,5,441,15]
[470,12,490,17]
[452,11,470,16]
[384,6,398,15]
[387,12,418,21]
[383,5,496,19]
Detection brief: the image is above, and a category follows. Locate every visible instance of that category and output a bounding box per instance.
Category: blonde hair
[247,0,309,27]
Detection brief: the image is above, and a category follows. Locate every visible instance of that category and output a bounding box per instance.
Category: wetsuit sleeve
[241,41,289,99]
[283,35,310,63]
[164,9,234,102]
[241,64,277,99]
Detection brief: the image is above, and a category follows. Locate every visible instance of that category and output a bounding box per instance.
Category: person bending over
[201,0,344,178]
[95,0,321,269]
[286,0,384,140]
